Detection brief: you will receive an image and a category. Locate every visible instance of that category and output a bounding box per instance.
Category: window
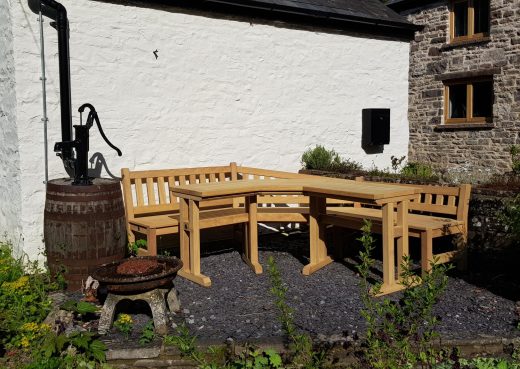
[450,0,489,43]
[444,78,493,124]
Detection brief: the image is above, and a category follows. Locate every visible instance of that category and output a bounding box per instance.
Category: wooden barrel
[44,178,126,291]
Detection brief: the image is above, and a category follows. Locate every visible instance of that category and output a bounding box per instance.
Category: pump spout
[28,0,73,169]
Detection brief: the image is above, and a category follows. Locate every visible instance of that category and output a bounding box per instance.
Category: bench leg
[421,230,433,275]
[243,196,262,274]
[147,229,157,256]
[396,200,409,278]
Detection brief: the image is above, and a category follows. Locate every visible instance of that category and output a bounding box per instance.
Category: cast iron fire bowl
[92,256,183,293]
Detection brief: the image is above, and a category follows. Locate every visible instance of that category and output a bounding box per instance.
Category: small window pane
[449,84,467,118]
[474,0,490,34]
[473,80,493,118]
[454,1,468,37]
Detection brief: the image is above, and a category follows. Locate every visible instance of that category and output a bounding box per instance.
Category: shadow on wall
[88,152,120,180]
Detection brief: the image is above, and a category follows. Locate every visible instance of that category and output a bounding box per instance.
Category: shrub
[511,145,520,175]
[400,162,436,180]
[500,194,520,242]
[301,145,342,171]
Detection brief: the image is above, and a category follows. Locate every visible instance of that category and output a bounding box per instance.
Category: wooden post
[244,195,262,274]
[179,198,190,273]
[381,202,396,291]
[303,195,332,275]
[189,199,201,275]
[396,200,409,277]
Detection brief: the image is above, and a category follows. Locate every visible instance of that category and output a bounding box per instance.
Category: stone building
[1,0,416,258]
[388,0,520,180]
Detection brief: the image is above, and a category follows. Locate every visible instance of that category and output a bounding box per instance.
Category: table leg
[396,200,409,277]
[377,202,398,296]
[177,198,211,287]
[242,195,262,274]
[303,196,332,275]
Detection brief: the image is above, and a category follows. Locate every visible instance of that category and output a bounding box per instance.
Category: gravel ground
[171,232,519,342]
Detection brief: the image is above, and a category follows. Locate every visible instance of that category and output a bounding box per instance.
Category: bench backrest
[356,178,471,222]
[407,184,471,221]
[121,163,237,219]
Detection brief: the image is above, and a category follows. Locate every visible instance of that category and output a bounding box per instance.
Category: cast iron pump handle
[78,103,122,157]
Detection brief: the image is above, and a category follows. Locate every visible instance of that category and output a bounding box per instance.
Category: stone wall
[0,0,23,251]
[398,0,520,181]
[8,0,411,259]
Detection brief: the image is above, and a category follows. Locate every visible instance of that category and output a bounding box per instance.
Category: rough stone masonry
[396,0,520,181]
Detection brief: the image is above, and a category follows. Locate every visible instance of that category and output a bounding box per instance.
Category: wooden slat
[135,178,144,206]
[157,177,166,204]
[168,176,177,204]
[209,173,216,182]
[448,195,456,206]
[178,175,186,186]
[198,173,207,183]
[218,172,225,182]
[435,194,444,205]
[126,165,235,179]
[146,177,156,205]
[425,193,432,204]
[189,174,196,184]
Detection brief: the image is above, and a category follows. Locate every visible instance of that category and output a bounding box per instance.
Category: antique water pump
[28,0,122,185]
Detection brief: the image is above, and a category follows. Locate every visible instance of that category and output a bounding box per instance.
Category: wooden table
[170,179,322,287]
[303,181,419,296]
[171,178,419,294]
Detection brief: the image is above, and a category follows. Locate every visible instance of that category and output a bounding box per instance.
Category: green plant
[391,155,406,172]
[139,320,155,345]
[511,145,520,175]
[128,240,147,257]
[357,219,451,369]
[400,162,436,179]
[499,194,520,242]
[113,314,133,339]
[301,145,342,171]
[0,241,57,352]
[61,300,99,317]
[267,256,325,369]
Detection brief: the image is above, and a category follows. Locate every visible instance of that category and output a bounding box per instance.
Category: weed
[139,321,155,345]
[357,219,451,369]
[511,145,520,175]
[128,240,147,257]
[400,162,436,180]
[499,194,520,242]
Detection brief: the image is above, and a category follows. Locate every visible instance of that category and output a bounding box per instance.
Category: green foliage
[357,219,451,369]
[499,194,520,242]
[128,240,147,257]
[61,300,99,316]
[400,162,436,179]
[433,348,520,369]
[511,145,520,175]
[139,320,155,345]
[301,145,362,172]
[267,256,325,369]
[0,241,57,351]
[113,314,133,339]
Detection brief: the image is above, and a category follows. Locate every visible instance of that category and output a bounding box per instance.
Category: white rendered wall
[10,0,410,259]
[0,0,23,252]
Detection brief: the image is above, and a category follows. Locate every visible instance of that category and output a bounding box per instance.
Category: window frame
[444,77,493,124]
[449,0,490,43]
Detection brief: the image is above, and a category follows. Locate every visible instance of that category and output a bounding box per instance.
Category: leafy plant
[139,320,155,345]
[511,145,520,175]
[357,219,451,369]
[113,314,133,339]
[267,256,325,369]
[61,300,99,317]
[400,162,436,179]
[499,194,520,242]
[301,145,342,171]
[0,241,57,351]
[128,240,147,257]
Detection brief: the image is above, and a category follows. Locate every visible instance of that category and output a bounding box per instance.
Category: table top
[170,178,419,201]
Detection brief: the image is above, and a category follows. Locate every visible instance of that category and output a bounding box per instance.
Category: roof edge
[387,0,443,12]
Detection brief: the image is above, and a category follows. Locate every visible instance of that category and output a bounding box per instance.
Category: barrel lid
[46,178,121,193]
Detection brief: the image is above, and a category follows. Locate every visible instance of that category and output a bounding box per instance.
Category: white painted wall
[0,0,23,252]
[8,0,410,259]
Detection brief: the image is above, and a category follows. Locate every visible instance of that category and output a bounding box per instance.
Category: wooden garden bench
[325,182,471,273]
[121,163,350,256]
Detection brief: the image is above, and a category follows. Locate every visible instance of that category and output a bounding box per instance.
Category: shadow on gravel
[462,245,520,302]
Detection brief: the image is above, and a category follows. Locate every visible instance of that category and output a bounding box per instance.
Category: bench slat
[146,177,156,205]
[135,178,144,206]
[157,177,167,204]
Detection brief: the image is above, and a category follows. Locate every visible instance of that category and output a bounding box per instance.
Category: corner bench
[121,163,349,256]
[325,182,471,273]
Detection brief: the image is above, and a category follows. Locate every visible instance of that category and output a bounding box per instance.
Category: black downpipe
[28,0,73,165]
